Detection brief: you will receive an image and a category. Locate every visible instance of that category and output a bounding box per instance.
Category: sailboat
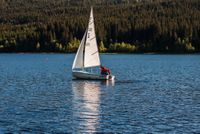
[72,7,115,80]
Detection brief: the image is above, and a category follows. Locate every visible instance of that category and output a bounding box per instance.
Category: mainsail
[72,7,101,70]
[84,8,100,68]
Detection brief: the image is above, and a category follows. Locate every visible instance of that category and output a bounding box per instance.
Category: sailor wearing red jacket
[100,65,111,75]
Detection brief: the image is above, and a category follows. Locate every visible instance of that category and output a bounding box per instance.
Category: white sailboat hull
[72,70,115,80]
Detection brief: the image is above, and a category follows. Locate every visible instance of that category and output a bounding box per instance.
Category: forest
[0,0,200,53]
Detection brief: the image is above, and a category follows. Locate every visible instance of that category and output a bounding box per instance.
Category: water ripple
[0,54,200,133]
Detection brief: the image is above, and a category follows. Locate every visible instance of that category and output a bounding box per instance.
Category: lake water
[0,54,200,133]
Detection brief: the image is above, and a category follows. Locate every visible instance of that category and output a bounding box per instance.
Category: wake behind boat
[72,7,115,80]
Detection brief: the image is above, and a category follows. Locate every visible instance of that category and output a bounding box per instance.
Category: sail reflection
[72,81,102,133]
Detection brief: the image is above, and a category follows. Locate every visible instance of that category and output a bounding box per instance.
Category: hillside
[0,0,200,53]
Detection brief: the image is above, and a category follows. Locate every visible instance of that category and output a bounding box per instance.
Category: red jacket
[100,67,110,74]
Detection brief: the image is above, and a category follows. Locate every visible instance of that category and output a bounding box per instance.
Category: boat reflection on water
[104,79,115,87]
[72,80,114,133]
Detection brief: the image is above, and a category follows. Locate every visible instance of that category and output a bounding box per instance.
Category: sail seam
[91,51,98,55]
[90,37,95,41]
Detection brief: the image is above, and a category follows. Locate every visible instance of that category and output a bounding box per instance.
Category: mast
[82,28,87,69]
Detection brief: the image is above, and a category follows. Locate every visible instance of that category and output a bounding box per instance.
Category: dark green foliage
[0,0,200,53]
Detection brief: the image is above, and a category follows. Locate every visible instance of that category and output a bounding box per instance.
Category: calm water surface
[0,54,200,133]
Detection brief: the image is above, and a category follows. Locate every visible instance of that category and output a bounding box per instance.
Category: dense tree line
[0,0,200,53]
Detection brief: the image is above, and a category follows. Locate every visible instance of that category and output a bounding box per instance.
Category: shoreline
[0,52,200,55]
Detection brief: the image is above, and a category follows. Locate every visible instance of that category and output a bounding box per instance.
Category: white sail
[72,7,115,80]
[84,8,101,68]
[72,32,86,69]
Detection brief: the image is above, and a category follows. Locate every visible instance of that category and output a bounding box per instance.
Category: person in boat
[100,65,111,75]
